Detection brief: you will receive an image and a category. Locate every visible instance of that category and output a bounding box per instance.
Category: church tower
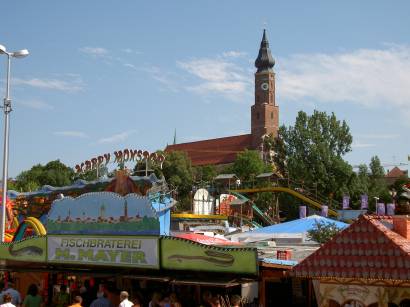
[251,30,279,148]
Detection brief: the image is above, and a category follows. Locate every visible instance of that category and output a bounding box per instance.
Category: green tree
[277,110,354,204]
[14,160,75,191]
[346,164,370,208]
[232,149,268,183]
[262,133,287,176]
[39,160,75,187]
[307,221,342,244]
[132,151,166,179]
[193,165,217,183]
[391,177,410,214]
[162,151,194,210]
[368,156,390,208]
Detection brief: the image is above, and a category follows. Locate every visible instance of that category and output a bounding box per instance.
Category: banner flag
[299,206,307,219]
[342,195,350,209]
[321,205,328,217]
[376,203,385,215]
[386,203,395,216]
[360,194,368,209]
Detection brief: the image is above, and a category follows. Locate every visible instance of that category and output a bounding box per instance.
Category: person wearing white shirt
[0,282,21,307]
[0,293,16,307]
[118,291,133,307]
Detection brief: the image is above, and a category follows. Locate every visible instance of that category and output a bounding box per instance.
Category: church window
[256,112,260,120]
[256,95,259,103]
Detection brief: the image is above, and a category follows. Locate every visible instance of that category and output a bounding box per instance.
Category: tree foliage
[232,149,268,182]
[13,160,75,192]
[307,221,342,244]
[277,110,354,203]
[343,156,391,209]
[391,177,410,214]
[263,133,287,176]
[193,165,217,183]
[162,151,193,192]
[366,156,390,208]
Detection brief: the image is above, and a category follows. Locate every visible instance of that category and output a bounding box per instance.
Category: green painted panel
[161,237,258,275]
[0,236,47,262]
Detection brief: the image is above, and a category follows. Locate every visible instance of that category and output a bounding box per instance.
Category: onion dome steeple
[255,29,275,73]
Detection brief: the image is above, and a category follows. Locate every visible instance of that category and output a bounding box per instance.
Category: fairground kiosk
[0,171,259,306]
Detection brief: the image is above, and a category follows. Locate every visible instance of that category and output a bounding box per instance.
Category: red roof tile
[293,215,410,281]
[386,166,408,178]
[165,134,253,166]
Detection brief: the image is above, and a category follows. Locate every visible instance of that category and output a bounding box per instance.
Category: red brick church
[166,30,279,166]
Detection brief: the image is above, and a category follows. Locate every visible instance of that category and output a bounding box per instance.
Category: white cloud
[222,51,247,58]
[122,48,141,55]
[79,47,109,56]
[17,99,54,110]
[177,57,251,101]
[53,131,89,138]
[351,142,376,148]
[96,130,136,144]
[124,63,137,70]
[355,133,400,140]
[13,77,84,92]
[278,45,410,117]
[144,66,181,93]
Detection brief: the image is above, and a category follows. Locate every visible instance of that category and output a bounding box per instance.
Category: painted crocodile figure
[168,249,235,267]
[8,244,43,257]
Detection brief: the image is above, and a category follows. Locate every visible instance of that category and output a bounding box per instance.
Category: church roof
[165,134,253,166]
[255,29,275,73]
[292,215,410,281]
[386,166,408,178]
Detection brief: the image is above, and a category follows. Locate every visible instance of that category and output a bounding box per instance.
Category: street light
[0,44,29,242]
[374,196,379,213]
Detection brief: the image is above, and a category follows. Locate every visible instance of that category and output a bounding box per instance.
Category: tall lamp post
[0,44,29,242]
[374,196,380,214]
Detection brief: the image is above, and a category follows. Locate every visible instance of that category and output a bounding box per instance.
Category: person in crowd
[118,291,133,307]
[90,286,113,307]
[105,284,119,307]
[169,293,181,307]
[210,297,221,307]
[199,291,212,307]
[22,284,42,307]
[148,292,162,307]
[0,282,5,304]
[0,293,16,307]
[230,295,241,307]
[0,281,21,307]
[159,296,170,307]
[80,280,94,307]
[69,296,83,307]
[54,284,70,307]
[131,296,141,307]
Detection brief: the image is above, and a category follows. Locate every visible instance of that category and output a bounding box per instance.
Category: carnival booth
[292,215,410,307]
[0,172,259,306]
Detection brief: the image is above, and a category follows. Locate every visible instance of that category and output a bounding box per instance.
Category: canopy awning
[214,174,237,180]
[174,233,242,246]
[170,277,254,287]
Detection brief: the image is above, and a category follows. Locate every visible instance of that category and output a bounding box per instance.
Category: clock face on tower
[261,82,269,91]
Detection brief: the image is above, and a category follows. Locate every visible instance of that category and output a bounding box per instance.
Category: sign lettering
[48,236,158,268]
[75,149,165,173]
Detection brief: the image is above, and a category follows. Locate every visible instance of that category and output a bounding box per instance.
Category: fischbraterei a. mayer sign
[47,235,159,269]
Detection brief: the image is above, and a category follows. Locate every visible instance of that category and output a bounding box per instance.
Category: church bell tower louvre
[251,29,279,149]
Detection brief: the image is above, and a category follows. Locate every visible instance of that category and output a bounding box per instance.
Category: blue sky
[1,1,409,177]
